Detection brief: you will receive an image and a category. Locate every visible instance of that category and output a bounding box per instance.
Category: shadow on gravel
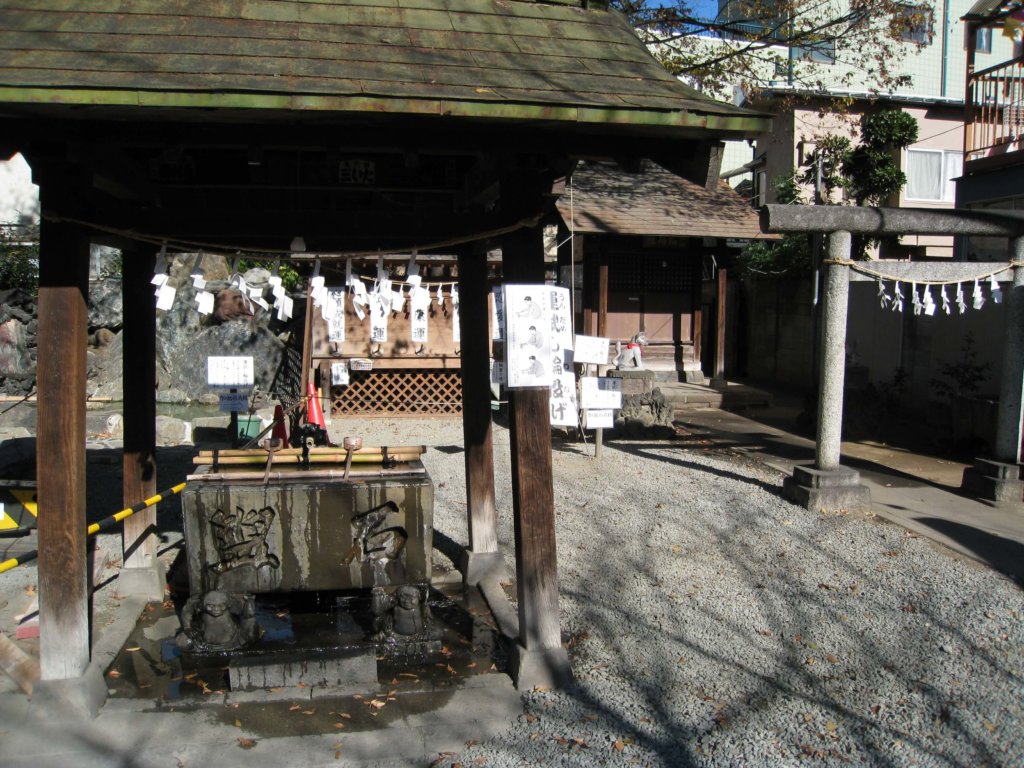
[914,517,1024,587]
[553,482,1012,765]
[605,441,787,500]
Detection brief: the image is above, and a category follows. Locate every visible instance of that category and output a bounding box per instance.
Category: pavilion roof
[0,0,766,136]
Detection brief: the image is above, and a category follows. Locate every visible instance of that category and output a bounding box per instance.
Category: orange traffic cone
[272,403,289,445]
[306,381,327,430]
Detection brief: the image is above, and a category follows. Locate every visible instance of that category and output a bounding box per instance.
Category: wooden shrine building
[0,0,768,701]
[556,160,771,381]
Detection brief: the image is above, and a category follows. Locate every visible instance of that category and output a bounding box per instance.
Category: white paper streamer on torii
[872,272,1008,317]
[922,285,936,316]
[877,279,890,309]
[990,275,1002,304]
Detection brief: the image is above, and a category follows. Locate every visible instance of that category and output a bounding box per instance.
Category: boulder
[164,320,286,400]
[88,278,123,332]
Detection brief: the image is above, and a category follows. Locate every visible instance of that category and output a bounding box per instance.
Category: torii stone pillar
[782,230,872,513]
[762,204,1024,508]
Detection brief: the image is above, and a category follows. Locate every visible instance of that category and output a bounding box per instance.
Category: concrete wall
[741,276,1008,409]
[740,277,816,389]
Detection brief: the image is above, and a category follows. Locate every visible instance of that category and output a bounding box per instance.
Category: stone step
[657,382,772,412]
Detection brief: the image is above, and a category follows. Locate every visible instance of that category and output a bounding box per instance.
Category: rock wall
[0,254,307,404]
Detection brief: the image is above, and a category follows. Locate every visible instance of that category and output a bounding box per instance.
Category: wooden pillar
[501,225,572,688]
[713,266,727,383]
[457,246,505,585]
[692,258,703,378]
[119,246,163,598]
[595,260,609,458]
[36,185,91,680]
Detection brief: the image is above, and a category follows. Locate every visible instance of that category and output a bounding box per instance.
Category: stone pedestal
[229,647,378,691]
[608,369,655,395]
[32,665,108,718]
[961,458,1024,505]
[508,642,573,691]
[460,550,508,586]
[783,465,872,514]
[116,562,167,601]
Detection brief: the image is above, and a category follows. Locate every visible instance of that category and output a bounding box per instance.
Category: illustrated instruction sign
[207,356,254,388]
[503,285,552,388]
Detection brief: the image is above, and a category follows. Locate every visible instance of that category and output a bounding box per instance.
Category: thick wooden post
[119,247,163,598]
[501,225,572,689]
[713,266,727,383]
[36,187,90,680]
[457,246,505,584]
[595,260,609,458]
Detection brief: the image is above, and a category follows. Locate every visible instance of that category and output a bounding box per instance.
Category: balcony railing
[966,57,1024,160]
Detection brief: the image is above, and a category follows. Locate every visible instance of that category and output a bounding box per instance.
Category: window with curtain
[905,149,963,202]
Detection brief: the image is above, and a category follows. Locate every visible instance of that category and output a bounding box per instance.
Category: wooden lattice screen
[329,370,463,417]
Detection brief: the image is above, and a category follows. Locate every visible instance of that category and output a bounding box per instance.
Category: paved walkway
[674,401,1024,585]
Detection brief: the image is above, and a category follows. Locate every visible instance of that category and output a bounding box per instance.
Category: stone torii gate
[761,205,1024,510]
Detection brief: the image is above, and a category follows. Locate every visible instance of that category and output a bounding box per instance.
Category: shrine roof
[558,161,773,240]
[0,0,766,137]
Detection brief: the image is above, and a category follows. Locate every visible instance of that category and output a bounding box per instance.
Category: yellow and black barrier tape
[0,481,187,575]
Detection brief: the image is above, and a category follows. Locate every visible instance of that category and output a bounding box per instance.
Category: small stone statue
[177,589,261,652]
[614,331,648,370]
[371,585,442,654]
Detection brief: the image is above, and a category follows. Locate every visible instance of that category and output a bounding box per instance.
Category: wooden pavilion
[0,0,768,701]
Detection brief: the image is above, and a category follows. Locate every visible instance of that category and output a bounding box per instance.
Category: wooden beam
[501,225,567,681]
[457,246,503,584]
[36,182,90,680]
[121,247,158,573]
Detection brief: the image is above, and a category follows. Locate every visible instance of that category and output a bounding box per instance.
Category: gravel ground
[2,411,1022,766]
[375,418,1024,768]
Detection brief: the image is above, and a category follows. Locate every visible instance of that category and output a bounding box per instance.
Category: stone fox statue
[614,332,648,370]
